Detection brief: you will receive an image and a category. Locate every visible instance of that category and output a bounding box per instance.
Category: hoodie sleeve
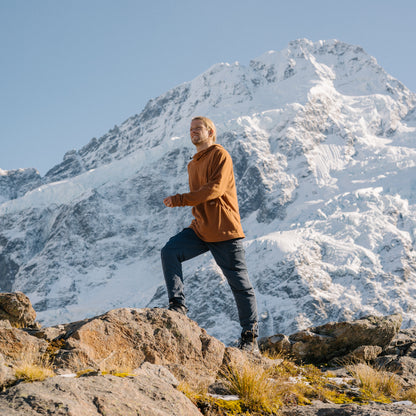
[170,150,233,207]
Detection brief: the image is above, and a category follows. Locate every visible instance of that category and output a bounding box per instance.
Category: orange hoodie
[171,144,245,242]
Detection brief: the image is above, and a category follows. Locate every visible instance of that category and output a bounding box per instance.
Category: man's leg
[208,239,258,336]
[161,228,208,308]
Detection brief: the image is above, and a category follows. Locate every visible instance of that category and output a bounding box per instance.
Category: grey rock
[137,362,179,387]
[375,355,416,387]
[383,327,416,356]
[281,401,416,416]
[341,345,383,363]
[0,353,14,388]
[0,372,202,416]
[29,324,67,342]
[258,333,291,355]
[260,314,402,364]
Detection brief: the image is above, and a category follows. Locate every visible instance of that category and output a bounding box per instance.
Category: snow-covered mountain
[1,39,415,344]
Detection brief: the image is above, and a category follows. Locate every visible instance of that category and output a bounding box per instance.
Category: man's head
[191,116,216,143]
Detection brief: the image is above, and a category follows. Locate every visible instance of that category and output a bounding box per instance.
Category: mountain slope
[1,39,415,344]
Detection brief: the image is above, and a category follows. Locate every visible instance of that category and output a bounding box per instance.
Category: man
[161,116,259,352]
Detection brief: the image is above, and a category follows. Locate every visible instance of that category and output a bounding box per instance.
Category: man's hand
[163,196,174,207]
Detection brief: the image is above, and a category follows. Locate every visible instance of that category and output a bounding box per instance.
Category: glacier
[0,39,415,344]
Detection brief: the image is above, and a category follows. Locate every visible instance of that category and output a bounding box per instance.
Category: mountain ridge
[0,39,415,344]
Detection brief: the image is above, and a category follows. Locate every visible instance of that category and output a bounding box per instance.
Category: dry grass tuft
[179,356,416,415]
[347,362,403,403]
[221,362,282,413]
[14,346,55,382]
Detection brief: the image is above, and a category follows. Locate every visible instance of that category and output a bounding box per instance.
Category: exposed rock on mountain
[0,39,415,345]
[259,313,402,363]
[0,370,202,416]
[0,168,42,205]
[46,308,226,386]
[0,293,415,415]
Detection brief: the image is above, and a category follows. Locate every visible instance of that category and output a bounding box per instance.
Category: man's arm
[164,150,233,207]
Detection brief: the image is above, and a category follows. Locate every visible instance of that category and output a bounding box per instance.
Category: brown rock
[223,345,276,366]
[260,314,402,364]
[341,345,383,363]
[0,371,202,415]
[53,308,225,385]
[0,292,37,328]
[290,314,401,363]
[258,333,291,355]
[0,324,49,365]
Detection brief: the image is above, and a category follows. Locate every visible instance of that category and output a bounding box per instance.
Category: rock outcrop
[281,401,416,416]
[43,307,226,385]
[0,293,416,415]
[0,368,202,416]
[0,320,48,365]
[259,313,403,364]
[0,292,37,328]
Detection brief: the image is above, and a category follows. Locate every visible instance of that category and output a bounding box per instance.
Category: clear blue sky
[1,0,415,175]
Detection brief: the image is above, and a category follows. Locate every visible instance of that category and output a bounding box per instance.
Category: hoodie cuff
[171,194,183,207]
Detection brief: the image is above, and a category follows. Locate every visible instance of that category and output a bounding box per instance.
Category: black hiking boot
[168,301,188,316]
[237,329,260,354]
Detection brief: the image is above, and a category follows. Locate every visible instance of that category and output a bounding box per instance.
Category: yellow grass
[13,344,55,382]
[179,356,416,415]
[221,362,282,413]
[14,362,55,382]
[14,346,55,382]
[347,362,403,402]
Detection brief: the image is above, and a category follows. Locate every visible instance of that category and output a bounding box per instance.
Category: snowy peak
[1,39,416,344]
[35,39,413,187]
[251,39,412,102]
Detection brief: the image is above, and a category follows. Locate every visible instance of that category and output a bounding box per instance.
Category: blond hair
[192,116,217,142]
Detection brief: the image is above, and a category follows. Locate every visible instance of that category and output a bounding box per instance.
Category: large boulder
[0,320,50,389]
[51,308,226,384]
[0,320,48,365]
[259,314,402,363]
[0,292,37,328]
[0,367,202,416]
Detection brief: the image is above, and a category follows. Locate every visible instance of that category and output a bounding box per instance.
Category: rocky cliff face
[0,293,416,415]
[0,39,415,344]
[0,168,42,205]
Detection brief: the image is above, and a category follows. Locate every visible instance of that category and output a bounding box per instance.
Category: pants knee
[161,244,171,261]
[161,241,179,263]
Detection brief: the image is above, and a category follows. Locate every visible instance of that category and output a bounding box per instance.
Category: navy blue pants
[161,228,258,335]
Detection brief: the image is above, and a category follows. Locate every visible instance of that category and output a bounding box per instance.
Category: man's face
[190,119,211,147]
